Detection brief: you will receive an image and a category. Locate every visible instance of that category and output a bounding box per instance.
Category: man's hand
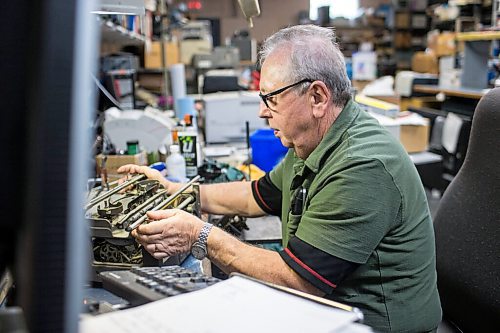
[131,209,204,259]
[117,164,173,192]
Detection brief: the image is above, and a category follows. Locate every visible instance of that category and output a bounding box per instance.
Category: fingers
[117,164,145,174]
[152,252,169,259]
[146,209,180,221]
[143,242,169,259]
[129,209,200,259]
[136,216,175,235]
[134,231,164,244]
[144,242,156,253]
[117,164,165,185]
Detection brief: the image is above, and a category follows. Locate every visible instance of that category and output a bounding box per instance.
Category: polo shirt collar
[294,99,358,177]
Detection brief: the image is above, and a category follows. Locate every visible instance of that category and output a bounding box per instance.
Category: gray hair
[258,25,351,108]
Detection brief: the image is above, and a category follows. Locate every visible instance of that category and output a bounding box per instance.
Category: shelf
[413,84,485,99]
[456,31,500,41]
[449,0,482,6]
[100,20,145,46]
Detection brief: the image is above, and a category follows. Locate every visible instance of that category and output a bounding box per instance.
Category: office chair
[433,88,500,332]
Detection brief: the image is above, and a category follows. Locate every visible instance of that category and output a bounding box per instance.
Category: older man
[118,25,441,332]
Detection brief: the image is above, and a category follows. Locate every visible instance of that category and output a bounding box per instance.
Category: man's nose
[258,101,271,118]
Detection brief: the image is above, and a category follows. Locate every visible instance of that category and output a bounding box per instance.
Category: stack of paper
[80,276,369,333]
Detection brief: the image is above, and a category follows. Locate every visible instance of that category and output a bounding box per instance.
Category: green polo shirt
[269,100,441,332]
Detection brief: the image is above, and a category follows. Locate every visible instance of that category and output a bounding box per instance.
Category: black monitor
[0,1,98,332]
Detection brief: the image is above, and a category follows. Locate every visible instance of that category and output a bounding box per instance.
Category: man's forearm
[196,182,265,216]
[207,227,324,296]
[164,180,264,216]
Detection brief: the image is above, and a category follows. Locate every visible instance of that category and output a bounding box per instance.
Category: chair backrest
[433,88,500,332]
[441,113,472,176]
[428,115,445,153]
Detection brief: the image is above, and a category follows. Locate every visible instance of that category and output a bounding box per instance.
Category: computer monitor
[0,1,98,332]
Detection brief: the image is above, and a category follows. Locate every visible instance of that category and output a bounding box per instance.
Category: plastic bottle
[165,144,187,182]
[179,114,203,176]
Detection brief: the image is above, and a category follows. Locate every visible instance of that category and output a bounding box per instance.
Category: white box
[203,91,267,143]
[352,51,377,81]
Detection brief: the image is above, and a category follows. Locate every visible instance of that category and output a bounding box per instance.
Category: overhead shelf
[456,31,500,41]
[100,20,145,46]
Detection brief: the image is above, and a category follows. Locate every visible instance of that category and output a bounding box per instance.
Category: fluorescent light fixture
[92,0,145,15]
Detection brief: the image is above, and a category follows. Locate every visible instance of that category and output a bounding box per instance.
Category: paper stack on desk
[80,275,368,333]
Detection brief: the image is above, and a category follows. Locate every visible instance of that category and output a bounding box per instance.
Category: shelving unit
[333,6,395,77]
[393,8,429,71]
[428,0,493,32]
[99,19,146,46]
[335,25,379,57]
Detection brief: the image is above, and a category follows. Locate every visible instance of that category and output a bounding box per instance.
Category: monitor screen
[0,1,98,332]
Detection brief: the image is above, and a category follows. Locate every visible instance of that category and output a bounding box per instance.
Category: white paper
[203,146,235,157]
[442,113,463,154]
[395,112,429,126]
[80,276,359,333]
[409,151,442,164]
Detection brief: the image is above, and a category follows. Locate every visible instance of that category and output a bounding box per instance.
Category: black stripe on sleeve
[251,173,282,216]
[279,236,360,294]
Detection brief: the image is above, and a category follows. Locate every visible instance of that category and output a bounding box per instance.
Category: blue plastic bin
[250,129,288,172]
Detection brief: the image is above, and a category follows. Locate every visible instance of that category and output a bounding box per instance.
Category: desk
[242,216,282,243]
[412,84,486,117]
[413,84,485,100]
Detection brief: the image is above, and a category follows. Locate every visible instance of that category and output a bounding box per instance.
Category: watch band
[197,222,213,247]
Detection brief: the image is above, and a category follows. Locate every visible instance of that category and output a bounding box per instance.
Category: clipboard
[229,272,364,323]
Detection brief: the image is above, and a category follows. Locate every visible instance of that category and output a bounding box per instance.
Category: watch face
[191,243,206,260]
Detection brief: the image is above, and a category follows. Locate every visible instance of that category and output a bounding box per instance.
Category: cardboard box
[411,51,438,74]
[367,112,401,140]
[395,12,410,28]
[179,39,211,65]
[428,32,456,57]
[395,32,412,48]
[368,111,430,153]
[400,124,429,153]
[144,41,180,69]
[137,72,164,93]
[96,152,148,180]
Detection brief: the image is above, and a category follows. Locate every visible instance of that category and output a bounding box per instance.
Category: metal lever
[85,174,146,211]
[126,175,201,231]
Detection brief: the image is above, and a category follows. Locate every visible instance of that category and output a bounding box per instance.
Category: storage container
[250,129,288,172]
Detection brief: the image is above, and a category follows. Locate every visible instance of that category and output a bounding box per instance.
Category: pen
[300,188,307,214]
[292,187,307,215]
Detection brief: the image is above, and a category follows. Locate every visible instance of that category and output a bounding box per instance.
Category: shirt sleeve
[251,173,282,216]
[279,236,359,294]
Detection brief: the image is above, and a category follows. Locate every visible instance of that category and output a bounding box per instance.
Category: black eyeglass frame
[259,79,314,109]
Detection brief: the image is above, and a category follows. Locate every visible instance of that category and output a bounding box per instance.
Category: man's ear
[309,81,330,118]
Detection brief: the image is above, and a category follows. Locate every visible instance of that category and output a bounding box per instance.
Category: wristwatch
[191,222,213,260]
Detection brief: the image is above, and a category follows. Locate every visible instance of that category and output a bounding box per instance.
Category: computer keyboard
[100,266,220,306]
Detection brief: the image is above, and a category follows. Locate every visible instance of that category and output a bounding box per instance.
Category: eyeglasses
[259,79,314,109]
